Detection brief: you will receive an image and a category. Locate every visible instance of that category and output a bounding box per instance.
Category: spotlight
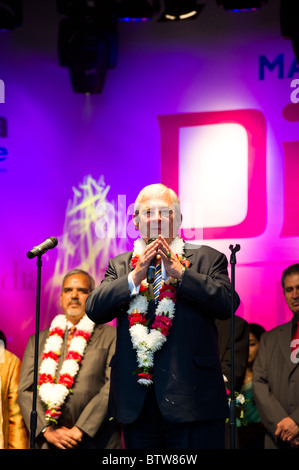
[280,0,299,63]
[216,1,267,11]
[116,0,156,21]
[0,0,22,30]
[159,1,205,22]
[57,1,118,94]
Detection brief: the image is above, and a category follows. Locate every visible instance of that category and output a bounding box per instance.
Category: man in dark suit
[85,183,240,449]
[253,263,299,449]
[18,269,121,449]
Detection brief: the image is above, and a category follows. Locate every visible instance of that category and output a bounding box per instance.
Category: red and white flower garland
[129,237,185,386]
[38,314,95,423]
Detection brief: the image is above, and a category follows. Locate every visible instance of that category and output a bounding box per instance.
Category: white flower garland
[129,237,185,386]
[38,314,95,423]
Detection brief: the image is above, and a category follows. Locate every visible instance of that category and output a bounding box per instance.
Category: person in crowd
[18,269,122,449]
[216,315,249,392]
[0,329,28,449]
[216,315,249,448]
[85,183,240,449]
[238,323,266,449]
[253,264,299,449]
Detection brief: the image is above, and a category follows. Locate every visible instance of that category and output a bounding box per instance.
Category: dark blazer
[216,316,249,392]
[85,243,240,425]
[253,320,299,449]
[18,323,122,449]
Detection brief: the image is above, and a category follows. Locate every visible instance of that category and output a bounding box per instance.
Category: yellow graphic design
[45,174,128,326]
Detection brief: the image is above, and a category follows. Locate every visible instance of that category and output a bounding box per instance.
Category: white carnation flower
[51,384,69,407]
[130,324,149,348]
[138,378,153,386]
[136,350,154,368]
[48,384,69,407]
[78,315,95,333]
[146,329,166,350]
[236,393,245,405]
[156,298,175,319]
[60,359,79,376]
[69,336,87,355]
[50,314,67,330]
[39,357,57,376]
[128,295,148,315]
[39,383,52,405]
[39,383,69,407]
[44,335,63,353]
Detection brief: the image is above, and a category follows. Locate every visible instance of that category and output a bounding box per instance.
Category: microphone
[27,236,58,259]
[147,237,157,284]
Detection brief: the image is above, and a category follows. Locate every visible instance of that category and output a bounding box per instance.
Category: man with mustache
[18,269,121,449]
[253,263,299,449]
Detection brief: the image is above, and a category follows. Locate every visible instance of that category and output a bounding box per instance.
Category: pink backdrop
[0,0,299,359]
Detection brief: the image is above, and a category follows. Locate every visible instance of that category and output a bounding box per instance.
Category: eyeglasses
[141,208,173,219]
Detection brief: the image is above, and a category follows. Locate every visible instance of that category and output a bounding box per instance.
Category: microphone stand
[228,244,240,450]
[147,237,157,284]
[29,254,42,449]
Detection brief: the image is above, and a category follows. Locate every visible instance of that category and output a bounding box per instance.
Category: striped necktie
[153,261,162,303]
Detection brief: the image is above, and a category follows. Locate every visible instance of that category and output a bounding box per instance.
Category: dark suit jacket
[86,243,240,425]
[216,316,249,392]
[253,320,299,449]
[18,323,122,449]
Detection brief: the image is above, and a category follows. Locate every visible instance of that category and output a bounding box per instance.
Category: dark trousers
[122,387,225,450]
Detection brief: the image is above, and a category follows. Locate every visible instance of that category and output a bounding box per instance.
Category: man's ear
[133,213,139,231]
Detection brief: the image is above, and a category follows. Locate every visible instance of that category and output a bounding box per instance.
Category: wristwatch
[178,266,185,282]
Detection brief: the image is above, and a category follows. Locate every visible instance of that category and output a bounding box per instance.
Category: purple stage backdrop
[0,0,299,360]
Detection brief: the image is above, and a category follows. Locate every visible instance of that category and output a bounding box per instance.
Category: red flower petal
[58,373,74,389]
[38,373,54,385]
[49,327,64,338]
[46,408,62,419]
[138,372,153,381]
[128,312,147,328]
[66,351,82,363]
[41,351,59,362]
[131,255,139,268]
[75,330,91,341]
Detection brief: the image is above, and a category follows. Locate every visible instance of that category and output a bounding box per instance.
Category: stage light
[116,0,156,21]
[159,1,205,22]
[0,0,22,30]
[280,0,299,64]
[216,1,267,11]
[57,1,118,94]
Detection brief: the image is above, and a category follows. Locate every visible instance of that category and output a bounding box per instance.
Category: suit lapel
[183,248,194,269]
